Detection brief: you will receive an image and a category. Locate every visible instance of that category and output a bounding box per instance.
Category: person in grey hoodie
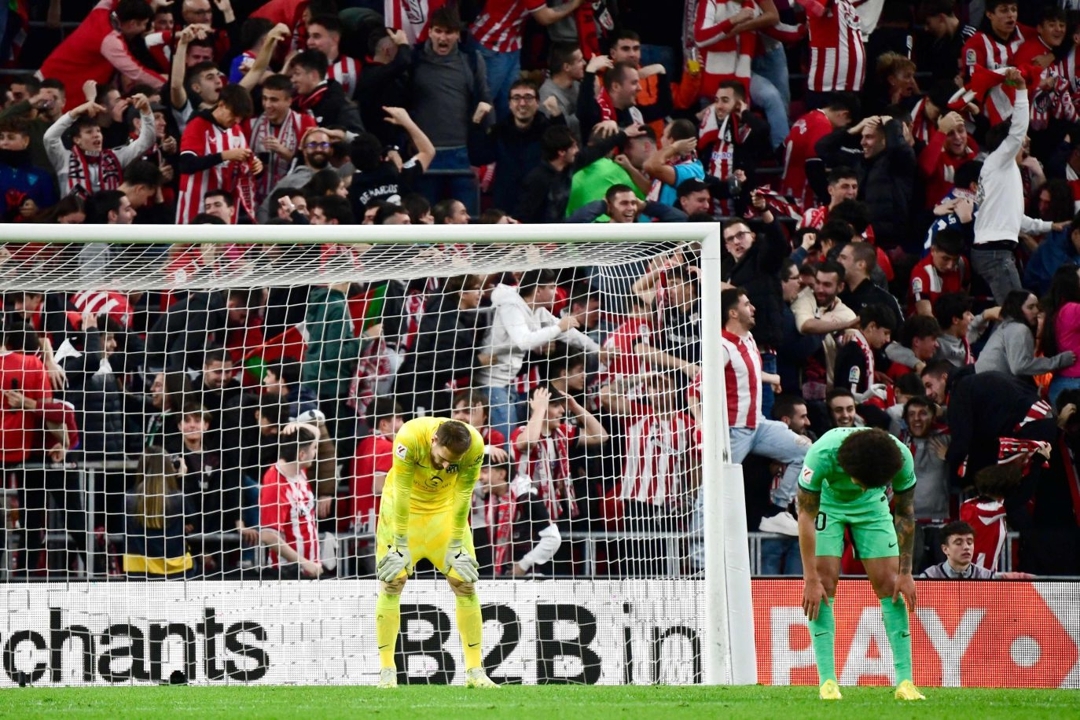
[476,269,602,449]
[975,289,1075,379]
[408,6,493,217]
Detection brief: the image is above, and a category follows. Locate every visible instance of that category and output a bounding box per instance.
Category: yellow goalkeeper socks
[456,593,483,669]
[376,591,401,669]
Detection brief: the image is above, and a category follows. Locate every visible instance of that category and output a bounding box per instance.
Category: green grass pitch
[5,685,1076,719]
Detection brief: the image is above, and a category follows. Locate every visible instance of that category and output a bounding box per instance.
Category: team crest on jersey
[848,366,861,385]
[445,463,459,474]
[395,444,408,460]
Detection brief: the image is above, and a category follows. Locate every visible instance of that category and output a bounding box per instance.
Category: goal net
[0,223,752,687]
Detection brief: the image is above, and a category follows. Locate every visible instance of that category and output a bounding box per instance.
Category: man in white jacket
[971,68,1067,303]
[476,269,602,448]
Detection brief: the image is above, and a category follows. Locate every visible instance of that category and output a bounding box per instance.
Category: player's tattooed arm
[796,488,825,620]
[893,488,916,575]
[796,487,820,516]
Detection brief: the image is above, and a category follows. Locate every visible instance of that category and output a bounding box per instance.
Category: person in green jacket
[302,280,362,443]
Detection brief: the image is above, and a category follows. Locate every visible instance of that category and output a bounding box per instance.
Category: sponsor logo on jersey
[848,366,861,385]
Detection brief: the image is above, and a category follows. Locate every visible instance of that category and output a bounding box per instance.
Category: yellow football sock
[375,591,401,669]
[456,593,483,670]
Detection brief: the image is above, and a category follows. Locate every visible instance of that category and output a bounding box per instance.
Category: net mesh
[0,228,717,686]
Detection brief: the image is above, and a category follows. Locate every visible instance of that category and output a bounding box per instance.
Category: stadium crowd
[1,0,1080,581]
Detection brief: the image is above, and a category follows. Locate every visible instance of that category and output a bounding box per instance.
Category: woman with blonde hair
[123,448,194,578]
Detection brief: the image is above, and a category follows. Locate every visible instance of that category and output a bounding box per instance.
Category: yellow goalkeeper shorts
[375,502,477,581]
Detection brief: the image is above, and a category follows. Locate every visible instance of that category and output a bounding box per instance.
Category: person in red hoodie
[0,321,59,573]
[0,322,51,471]
[4,385,82,576]
[38,0,166,112]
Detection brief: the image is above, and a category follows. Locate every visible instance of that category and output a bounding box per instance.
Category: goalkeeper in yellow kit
[374,417,498,689]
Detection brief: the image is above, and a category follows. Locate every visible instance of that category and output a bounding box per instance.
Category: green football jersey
[798,427,916,507]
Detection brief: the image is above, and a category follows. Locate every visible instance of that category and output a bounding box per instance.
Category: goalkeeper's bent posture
[374,417,498,689]
[796,427,925,701]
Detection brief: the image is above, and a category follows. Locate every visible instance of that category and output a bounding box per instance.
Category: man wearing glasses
[255,127,335,223]
[479,79,567,216]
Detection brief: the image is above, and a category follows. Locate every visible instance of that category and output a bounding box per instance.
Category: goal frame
[1,221,755,685]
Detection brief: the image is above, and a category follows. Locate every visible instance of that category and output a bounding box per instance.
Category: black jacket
[479,113,565,213]
[356,45,412,145]
[395,293,483,412]
[298,80,364,134]
[67,329,126,460]
[516,161,572,224]
[944,369,1048,482]
[817,118,916,250]
[515,129,628,223]
[144,291,228,372]
[723,218,789,349]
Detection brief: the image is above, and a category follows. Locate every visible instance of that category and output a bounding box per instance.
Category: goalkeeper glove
[444,538,480,583]
[377,535,412,582]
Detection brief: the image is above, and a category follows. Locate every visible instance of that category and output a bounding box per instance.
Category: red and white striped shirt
[470,0,545,53]
[386,0,449,45]
[245,109,316,208]
[806,0,867,92]
[962,28,1026,79]
[176,113,249,224]
[693,0,757,98]
[69,290,134,330]
[327,55,362,98]
[620,411,698,509]
[908,253,968,313]
[511,423,577,520]
[908,98,933,146]
[959,496,1007,571]
[260,462,319,567]
[721,329,762,429]
[1062,45,1080,96]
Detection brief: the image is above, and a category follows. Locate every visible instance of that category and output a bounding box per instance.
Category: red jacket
[39,0,166,111]
[0,350,52,463]
[30,399,80,454]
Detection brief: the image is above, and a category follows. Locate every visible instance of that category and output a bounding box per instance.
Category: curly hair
[836,428,904,488]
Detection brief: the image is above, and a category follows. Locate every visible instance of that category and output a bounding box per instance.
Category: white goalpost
[0,222,755,687]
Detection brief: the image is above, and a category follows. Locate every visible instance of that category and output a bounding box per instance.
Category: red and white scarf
[487,491,515,575]
[249,110,303,205]
[699,108,742,214]
[517,432,575,520]
[232,159,256,223]
[295,84,329,119]
[67,147,123,198]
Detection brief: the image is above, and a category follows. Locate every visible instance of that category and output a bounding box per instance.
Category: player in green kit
[796,427,925,701]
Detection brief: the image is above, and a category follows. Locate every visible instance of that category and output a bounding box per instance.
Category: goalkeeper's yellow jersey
[381,417,485,538]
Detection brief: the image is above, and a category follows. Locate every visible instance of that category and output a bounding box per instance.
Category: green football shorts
[814,495,899,559]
